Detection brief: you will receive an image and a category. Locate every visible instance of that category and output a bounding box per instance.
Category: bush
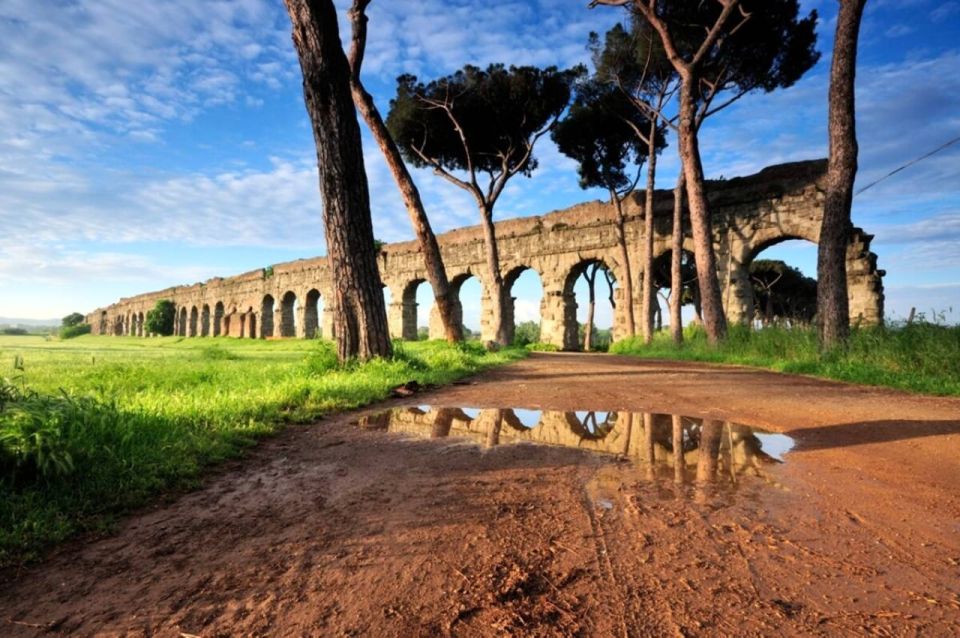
[145,300,176,336]
[59,324,91,339]
[2,328,28,336]
[525,342,560,352]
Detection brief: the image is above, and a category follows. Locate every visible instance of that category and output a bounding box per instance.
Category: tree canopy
[61,313,85,328]
[387,63,581,189]
[552,81,663,193]
[145,300,176,336]
[750,259,817,324]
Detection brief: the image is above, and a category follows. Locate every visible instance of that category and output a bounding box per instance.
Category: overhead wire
[855,134,960,197]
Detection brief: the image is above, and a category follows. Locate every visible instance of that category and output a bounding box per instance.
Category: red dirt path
[2,353,959,636]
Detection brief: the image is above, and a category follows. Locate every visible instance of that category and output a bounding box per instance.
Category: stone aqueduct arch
[87,160,884,346]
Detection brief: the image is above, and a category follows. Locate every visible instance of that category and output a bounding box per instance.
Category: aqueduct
[86,159,884,348]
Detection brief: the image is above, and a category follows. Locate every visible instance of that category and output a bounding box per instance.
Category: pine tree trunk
[584,266,596,351]
[670,173,685,345]
[818,0,866,349]
[678,81,728,344]
[611,192,636,337]
[346,8,462,343]
[641,121,659,345]
[283,0,391,362]
[479,203,508,347]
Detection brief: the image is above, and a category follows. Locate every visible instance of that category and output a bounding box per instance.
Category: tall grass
[0,335,524,567]
[611,322,960,396]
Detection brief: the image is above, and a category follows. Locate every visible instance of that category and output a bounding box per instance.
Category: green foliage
[417,326,430,341]
[145,300,176,336]
[0,335,524,566]
[524,342,559,352]
[552,80,660,193]
[513,321,541,347]
[263,266,275,278]
[387,63,582,178]
[373,239,386,253]
[650,0,819,108]
[61,313,85,328]
[749,259,817,324]
[59,324,91,339]
[2,328,28,336]
[611,322,960,396]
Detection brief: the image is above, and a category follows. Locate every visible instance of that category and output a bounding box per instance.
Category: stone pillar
[428,305,446,340]
[723,259,754,326]
[846,229,884,326]
[539,273,568,349]
[296,305,307,338]
[387,300,406,340]
[322,306,336,341]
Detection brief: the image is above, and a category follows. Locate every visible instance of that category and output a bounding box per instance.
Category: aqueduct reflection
[359,407,792,485]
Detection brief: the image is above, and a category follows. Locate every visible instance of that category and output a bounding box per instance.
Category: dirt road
[2,353,959,636]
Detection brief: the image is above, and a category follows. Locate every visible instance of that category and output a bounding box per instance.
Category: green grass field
[611,323,960,396]
[0,335,524,567]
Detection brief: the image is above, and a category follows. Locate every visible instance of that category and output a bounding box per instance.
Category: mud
[2,353,959,636]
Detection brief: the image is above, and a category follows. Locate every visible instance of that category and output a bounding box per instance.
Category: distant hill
[0,317,61,327]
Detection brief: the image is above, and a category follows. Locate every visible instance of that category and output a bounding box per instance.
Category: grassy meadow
[611,322,960,396]
[0,335,524,567]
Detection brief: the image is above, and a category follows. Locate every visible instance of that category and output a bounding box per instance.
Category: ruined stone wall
[86,159,885,347]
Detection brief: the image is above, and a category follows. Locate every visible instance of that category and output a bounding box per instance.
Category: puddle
[358,406,795,489]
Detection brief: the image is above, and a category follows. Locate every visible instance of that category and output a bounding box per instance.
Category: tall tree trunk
[641,121,659,345]
[611,191,636,338]
[346,4,462,343]
[284,0,392,362]
[818,0,866,349]
[584,265,597,351]
[677,80,728,344]
[479,203,509,347]
[670,173,685,345]
[696,419,722,484]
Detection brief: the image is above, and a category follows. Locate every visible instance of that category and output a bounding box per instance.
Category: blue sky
[0,0,957,329]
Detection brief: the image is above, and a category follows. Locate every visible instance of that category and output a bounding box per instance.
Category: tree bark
[346,3,462,343]
[283,0,392,362]
[611,192,636,338]
[584,265,597,351]
[640,120,659,345]
[678,80,727,344]
[670,172,685,345]
[818,0,866,349]
[479,203,509,347]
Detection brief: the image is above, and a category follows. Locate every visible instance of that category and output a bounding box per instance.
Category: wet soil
[2,353,959,636]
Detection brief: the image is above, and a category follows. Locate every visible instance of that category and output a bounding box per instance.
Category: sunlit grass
[611,322,960,396]
[0,335,525,567]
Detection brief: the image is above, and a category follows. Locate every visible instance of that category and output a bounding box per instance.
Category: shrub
[59,324,91,339]
[145,300,176,336]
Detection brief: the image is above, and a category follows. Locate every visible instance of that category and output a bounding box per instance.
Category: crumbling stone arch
[502,265,544,346]
[559,257,622,351]
[86,162,885,344]
[304,289,322,338]
[398,279,426,341]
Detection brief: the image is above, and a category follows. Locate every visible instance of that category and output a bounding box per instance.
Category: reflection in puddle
[359,406,794,488]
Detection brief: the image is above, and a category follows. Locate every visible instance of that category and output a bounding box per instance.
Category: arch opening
[400,279,429,340]
[178,307,188,337]
[137,312,145,337]
[213,302,225,337]
[261,295,275,338]
[650,248,699,333]
[280,291,298,337]
[200,305,210,336]
[504,266,544,346]
[189,306,199,337]
[743,237,818,328]
[452,274,481,340]
[563,259,618,351]
[304,289,323,338]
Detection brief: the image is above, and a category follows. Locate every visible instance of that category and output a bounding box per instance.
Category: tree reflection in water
[358,406,790,488]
